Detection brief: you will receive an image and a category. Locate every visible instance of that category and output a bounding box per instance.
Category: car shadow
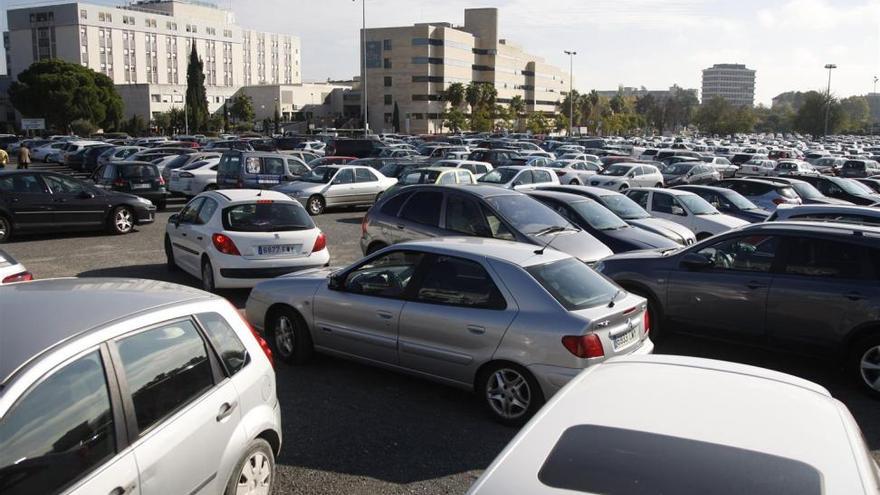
[8,228,149,243]
[335,216,365,225]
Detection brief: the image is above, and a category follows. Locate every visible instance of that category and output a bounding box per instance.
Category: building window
[412,113,424,120]
[383,39,392,50]
[384,95,392,105]
[151,94,161,102]
[80,9,88,19]
[166,21,177,30]
[383,58,391,69]
[383,76,392,87]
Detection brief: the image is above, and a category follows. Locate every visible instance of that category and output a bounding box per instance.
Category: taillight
[312,231,327,252]
[212,233,241,255]
[562,334,604,358]
[772,197,789,205]
[227,302,273,368]
[113,178,128,187]
[643,309,651,336]
[178,172,194,178]
[158,176,166,185]
[2,271,33,284]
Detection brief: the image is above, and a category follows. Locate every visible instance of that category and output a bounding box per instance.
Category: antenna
[533,229,562,255]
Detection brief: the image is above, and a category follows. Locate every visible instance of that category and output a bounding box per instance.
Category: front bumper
[134,205,157,224]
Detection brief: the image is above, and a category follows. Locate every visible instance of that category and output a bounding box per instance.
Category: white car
[0,249,32,284]
[295,141,326,155]
[469,355,880,495]
[738,158,777,177]
[545,159,602,185]
[165,189,330,291]
[433,159,494,179]
[558,152,600,163]
[31,142,68,162]
[703,156,738,178]
[772,159,820,177]
[626,187,749,240]
[588,163,664,191]
[169,157,220,196]
[477,166,560,190]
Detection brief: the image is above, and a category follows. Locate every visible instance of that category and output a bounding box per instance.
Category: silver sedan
[273,165,397,215]
[246,237,654,425]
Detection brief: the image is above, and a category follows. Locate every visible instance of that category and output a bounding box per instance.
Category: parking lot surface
[4,192,878,494]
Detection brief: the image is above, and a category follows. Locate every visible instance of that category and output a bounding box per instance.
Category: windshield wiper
[531,225,570,236]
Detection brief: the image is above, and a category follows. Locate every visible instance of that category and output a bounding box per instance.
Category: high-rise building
[701,64,755,107]
[362,8,568,134]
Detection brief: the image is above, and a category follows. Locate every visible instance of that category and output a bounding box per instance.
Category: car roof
[525,190,593,204]
[629,187,692,196]
[744,220,880,236]
[540,184,623,197]
[774,203,880,216]
[675,185,737,194]
[204,188,294,203]
[0,278,212,385]
[397,236,569,267]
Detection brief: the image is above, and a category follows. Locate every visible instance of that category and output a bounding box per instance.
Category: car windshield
[790,182,824,200]
[400,170,441,185]
[600,194,651,219]
[722,191,761,210]
[478,168,519,184]
[665,163,695,175]
[486,194,573,234]
[679,194,718,215]
[120,164,158,179]
[223,202,314,232]
[837,178,873,195]
[300,166,337,184]
[600,165,631,176]
[570,200,629,230]
[526,258,619,310]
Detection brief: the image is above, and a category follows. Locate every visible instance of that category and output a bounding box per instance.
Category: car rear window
[843,161,865,170]
[222,202,315,232]
[777,186,799,199]
[538,425,822,495]
[526,258,619,310]
[120,164,158,179]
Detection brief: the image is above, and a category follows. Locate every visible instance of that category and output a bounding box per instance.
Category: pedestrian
[17,144,30,170]
[0,148,7,168]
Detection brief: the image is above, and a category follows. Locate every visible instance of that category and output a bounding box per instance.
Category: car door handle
[845,291,864,301]
[216,401,238,422]
[196,236,203,241]
[109,481,137,495]
[467,325,486,335]
[395,224,405,230]
[376,310,394,320]
[746,281,766,290]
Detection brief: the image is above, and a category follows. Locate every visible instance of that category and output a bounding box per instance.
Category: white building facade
[701,63,756,107]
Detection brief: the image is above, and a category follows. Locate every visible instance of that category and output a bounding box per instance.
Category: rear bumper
[219,264,327,279]
[214,250,331,288]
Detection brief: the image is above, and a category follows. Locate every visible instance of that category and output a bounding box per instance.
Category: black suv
[91,161,169,209]
[0,170,156,242]
[596,221,880,396]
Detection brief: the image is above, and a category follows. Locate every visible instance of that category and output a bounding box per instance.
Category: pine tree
[186,43,209,132]
[392,102,401,133]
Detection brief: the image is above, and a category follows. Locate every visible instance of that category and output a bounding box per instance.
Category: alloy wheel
[115,209,133,233]
[274,315,295,358]
[0,216,9,241]
[486,368,531,420]
[860,345,880,392]
[308,197,323,215]
[235,452,272,495]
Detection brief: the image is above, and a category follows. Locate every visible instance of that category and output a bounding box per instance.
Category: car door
[42,174,108,227]
[398,254,517,384]
[113,318,242,495]
[169,197,206,274]
[313,250,427,364]
[667,234,781,342]
[649,191,691,229]
[354,167,382,203]
[393,190,444,242]
[326,168,356,206]
[0,350,140,495]
[511,170,534,190]
[0,173,55,230]
[765,236,880,355]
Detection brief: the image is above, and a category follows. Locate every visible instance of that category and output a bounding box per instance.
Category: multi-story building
[5,0,302,122]
[701,63,756,107]
[596,86,699,101]
[362,8,568,134]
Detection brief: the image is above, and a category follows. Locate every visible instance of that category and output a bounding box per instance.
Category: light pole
[355,0,368,137]
[823,63,836,140]
[564,50,576,137]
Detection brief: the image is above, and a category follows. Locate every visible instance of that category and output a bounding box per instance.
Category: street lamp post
[564,50,576,137]
[356,0,368,137]
[823,63,836,140]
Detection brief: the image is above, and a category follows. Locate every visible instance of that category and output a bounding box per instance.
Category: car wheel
[850,333,880,397]
[267,306,313,364]
[478,362,544,426]
[108,206,134,235]
[201,258,216,292]
[223,438,275,495]
[619,184,629,191]
[654,182,663,187]
[164,235,178,271]
[569,179,580,185]
[366,242,387,255]
[0,215,12,243]
[307,195,325,215]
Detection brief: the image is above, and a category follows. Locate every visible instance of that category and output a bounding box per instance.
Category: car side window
[627,190,649,209]
[651,193,676,214]
[0,351,115,495]
[514,170,533,185]
[413,255,506,309]
[115,319,215,433]
[332,169,354,185]
[343,251,424,298]
[287,160,308,176]
[245,157,261,174]
[481,205,516,241]
[355,168,377,183]
[438,172,456,185]
[460,164,475,173]
[196,312,249,376]
[262,157,286,175]
[783,237,868,279]
[400,191,443,227]
[534,170,552,183]
[476,165,489,174]
[179,197,205,224]
[0,173,45,194]
[379,191,413,216]
[445,194,490,236]
[196,197,218,225]
[697,235,780,272]
[44,174,86,195]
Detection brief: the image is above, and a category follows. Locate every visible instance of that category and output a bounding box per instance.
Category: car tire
[307,195,325,215]
[201,257,216,292]
[108,206,135,235]
[223,438,275,495]
[569,179,580,185]
[477,362,544,427]
[849,332,880,397]
[366,242,387,255]
[654,182,663,187]
[267,306,314,364]
[0,214,12,243]
[619,184,629,191]
[164,235,178,271]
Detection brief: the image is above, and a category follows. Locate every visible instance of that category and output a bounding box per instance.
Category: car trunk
[572,302,649,359]
[226,229,321,260]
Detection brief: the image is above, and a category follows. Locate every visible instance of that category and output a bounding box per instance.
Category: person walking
[17,144,31,170]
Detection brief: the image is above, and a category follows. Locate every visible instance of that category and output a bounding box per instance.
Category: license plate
[258,244,301,256]
[613,329,637,350]
[131,183,151,190]
[257,179,279,184]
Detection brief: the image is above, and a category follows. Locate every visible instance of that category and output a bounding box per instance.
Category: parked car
[246,238,652,425]
[840,159,880,178]
[701,156,738,178]
[767,204,880,226]
[588,163,664,191]
[30,142,68,162]
[361,185,613,263]
[327,138,384,158]
[0,278,281,495]
[673,185,770,223]
[216,151,308,191]
[469,354,879,495]
[0,248,32,283]
[168,157,220,196]
[711,178,803,211]
[544,159,602,185]
[760,177,853,205]
[662,161,721,186]
[857,178,880,194]
[377,161,424,180]
[96,146,146,168]
[477,166,560,190]
[468,149,519,168]
[91,161,169,209]
[737,158,777,177]
[308,156,358,168]
[433,159,494,179]
[772,160,819,177]
[526,190,680,252]
[204,139,255,152]
[539,185,697,245]
[625,187,749,239]
[812,156,847,175]
[796,175,880,206]
[385,167,475,195]
[274,165,397,215]
[80,143,115,172]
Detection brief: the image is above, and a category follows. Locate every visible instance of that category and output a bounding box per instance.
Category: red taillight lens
[312,231,327,252]
[2,271,34,284]
[643,309,651,336]
[212,233,241,255]
[227,302,273,368]
[113,178,128,187]
[562,334,604,358]
[158,176,166,185]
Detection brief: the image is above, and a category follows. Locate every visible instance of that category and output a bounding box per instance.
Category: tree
[526,112,550,134]
[443,83,466,109]
[442,108,468,132]
[840,96,870,133]
[470,109,493,132]
[793,91,843,137]
[70,119,97,136]
[186,43,210,132]
[465,83,482,112]
[509,95,526,132]
[392,102,401,132]
[228,94,255,124]
[8,59,123,132]
[121,115,147,136]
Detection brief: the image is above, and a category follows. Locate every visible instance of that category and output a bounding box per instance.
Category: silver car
[246,238,653,425]
[0,278,281,495]
[273,165,397,215]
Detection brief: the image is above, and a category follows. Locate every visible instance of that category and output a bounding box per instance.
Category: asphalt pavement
[3,163,879,493]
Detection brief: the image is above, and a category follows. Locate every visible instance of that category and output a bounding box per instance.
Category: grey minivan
[360,184,614,264]
[216,150,310,190]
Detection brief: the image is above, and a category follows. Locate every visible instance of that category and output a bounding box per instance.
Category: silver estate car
[273,164,397,215]
[246,238,654,425]
[0,278,281,495]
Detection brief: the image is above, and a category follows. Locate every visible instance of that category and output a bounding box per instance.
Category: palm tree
[443,82,466,109]
[465,82,482,113]
[509,95,525,132]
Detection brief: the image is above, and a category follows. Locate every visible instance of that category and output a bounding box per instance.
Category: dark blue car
[526,190,680,253]
[673,185,769,223]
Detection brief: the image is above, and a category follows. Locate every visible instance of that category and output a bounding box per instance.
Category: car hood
[696,213,749,229]
[626,217,695,244]
[806,197,853,205]
[525,230,613,263]
[605,227,681,250]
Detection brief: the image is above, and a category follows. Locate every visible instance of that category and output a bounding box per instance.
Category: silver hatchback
[246,238,653,425]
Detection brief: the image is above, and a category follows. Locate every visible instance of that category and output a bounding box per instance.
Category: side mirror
[328,273,343,290]
[168,213,180,226]
[680,252,712,270]
[512,180,523,186]
[671,206,686,216]
[280,175,293,182]
[78,190,95,199]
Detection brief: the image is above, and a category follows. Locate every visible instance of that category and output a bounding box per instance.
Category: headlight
[593,260,606,273]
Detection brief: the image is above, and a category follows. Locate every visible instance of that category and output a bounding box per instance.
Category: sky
[2,0,879,105]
